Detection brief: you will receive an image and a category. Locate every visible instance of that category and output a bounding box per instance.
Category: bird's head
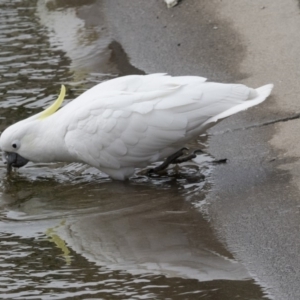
[0,85,66,173]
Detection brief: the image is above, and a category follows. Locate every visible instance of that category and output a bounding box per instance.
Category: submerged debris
[164,0,179,8]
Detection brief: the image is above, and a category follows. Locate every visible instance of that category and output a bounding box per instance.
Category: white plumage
[0,74,273,180]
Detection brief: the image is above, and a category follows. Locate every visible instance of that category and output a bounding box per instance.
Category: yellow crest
[38,85,66,120]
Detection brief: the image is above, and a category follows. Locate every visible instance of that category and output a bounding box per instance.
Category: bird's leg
[177,149,227,165]
[169,149,227,164]
[148,147,189,173]
[173,149,204,164]
[148,148,227,175]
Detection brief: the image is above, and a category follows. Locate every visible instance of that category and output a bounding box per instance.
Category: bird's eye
[11,140,20,150]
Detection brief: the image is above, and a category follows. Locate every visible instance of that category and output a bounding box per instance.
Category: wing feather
[106,139,128,156]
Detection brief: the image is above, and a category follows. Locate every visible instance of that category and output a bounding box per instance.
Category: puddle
[0,0,270,299]
[0,170,268,299]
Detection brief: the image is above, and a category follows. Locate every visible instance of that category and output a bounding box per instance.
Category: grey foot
[148,148,227,175]
[173,149,204,164]
[148,147,189,174]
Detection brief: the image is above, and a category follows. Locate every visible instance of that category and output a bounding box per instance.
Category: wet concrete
[207,1,300,299]
[101,0,246,82]
[99,0,300,299]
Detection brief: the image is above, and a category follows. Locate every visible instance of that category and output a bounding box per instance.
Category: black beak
[3,152,29,174]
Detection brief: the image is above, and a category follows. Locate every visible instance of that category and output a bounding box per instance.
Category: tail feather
[203,84,274,126]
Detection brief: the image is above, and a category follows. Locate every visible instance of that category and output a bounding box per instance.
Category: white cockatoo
[0,74,273,180]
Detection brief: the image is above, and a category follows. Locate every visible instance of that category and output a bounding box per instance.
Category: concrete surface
[100,0,300,299]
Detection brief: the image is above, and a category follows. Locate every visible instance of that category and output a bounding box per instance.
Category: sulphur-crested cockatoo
[0,74,273,180]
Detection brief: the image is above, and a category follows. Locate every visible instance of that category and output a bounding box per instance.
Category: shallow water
[0,1,270,299]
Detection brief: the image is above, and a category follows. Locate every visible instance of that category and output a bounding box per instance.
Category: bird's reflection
[0,158,250,282]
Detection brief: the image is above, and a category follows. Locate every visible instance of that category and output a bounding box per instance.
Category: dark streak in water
[45,0,97,10]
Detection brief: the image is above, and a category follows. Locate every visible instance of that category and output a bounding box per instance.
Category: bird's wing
[65,73,207,106]
[63,74,255,172]
[63,91,192,170]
